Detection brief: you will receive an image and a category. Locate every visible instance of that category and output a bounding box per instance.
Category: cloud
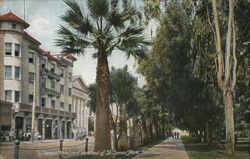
[28,18,52,35]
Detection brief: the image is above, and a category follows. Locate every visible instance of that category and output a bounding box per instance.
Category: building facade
[72,76,90,138]
[0,12,78,140]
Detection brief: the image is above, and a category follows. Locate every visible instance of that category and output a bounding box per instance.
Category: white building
[0,11,80,140]
[72,76,90,138]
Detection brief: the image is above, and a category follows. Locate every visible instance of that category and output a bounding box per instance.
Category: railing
[41,68,61,80]
[46,88,60,97]
[41,88,60,97]
[18,103,76,118]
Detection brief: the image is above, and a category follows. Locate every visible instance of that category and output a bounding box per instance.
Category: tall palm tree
[110,66,137,150]
[56,0,148,151]
[87,83,97,114]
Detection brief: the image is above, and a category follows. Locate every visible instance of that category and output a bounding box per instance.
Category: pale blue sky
[0,0,156,86]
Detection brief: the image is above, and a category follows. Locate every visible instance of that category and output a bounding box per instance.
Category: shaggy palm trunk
[114,125,118,150]
[118,103,129,151]
[224,90,235,154]
[94,54,111,151]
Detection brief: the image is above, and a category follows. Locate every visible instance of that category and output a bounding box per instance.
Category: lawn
[182,136,250,159]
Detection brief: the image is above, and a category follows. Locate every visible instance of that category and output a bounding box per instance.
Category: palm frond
[121,25,145,37]
[107,4,137,30]
[87,0,109,19]
[111,0,118,11]
[62,0,93,35]
[118,45,148,59]
[55,25,90,55]
[63,0,82,16]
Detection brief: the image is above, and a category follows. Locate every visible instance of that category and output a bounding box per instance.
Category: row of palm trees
[56,0,149,151]
[87,66,171,151]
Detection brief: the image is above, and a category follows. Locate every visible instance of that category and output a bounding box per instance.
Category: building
[72,76,90,138]
[0,11,78,140]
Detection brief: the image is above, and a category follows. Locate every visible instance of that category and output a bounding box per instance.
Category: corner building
[0,12,77,139]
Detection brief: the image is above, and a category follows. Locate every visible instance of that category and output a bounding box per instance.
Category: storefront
[0,101,12,141]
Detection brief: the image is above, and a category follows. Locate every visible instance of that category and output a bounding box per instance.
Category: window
[68,88,72,96]
[41,77,46,88]
[68,104,72,112]
[5,43,12,56]
[51,64,55,72]
[69,73,72,81]
[5,66,12,80]
[15,67,20,80]
[12,23,16,29]
[51,80,55,90]
[15,44,20,57]
[5,90,12,102]
[41,58,46,68]
[29,52,34,63]
[41,98,46,107]
[60,85,64,94]
[60,102,64,110]
[15,91,20,102]
[60,68,64,77]
[29,73,34,83]
[51,100,55,109]
[29,95,33,103]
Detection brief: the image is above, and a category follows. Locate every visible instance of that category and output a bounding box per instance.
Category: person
[0,131,3,142]
[23,131,27,141]
[174,132,177,139]
[27,131,31,141]
[177,132,180,139]
[9,130,13,141]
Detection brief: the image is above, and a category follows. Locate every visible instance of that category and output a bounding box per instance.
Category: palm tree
[87,83,97,114]
[110,65,137,150]
[56,0,148,151]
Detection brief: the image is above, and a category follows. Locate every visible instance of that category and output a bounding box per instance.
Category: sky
[0,0,157,86]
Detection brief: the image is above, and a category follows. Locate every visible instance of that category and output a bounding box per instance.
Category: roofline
[0,11,30,29]
[23,32,41,45]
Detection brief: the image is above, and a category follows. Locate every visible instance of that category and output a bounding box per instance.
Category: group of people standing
[172,131,180,139]
[0,130,14,142]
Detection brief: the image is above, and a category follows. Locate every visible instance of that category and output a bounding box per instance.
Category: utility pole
[31,58,36,142]
[23,0,26,20]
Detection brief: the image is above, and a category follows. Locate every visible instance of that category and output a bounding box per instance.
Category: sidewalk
[133,138,189,159]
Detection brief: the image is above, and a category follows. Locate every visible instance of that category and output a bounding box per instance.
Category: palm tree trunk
[118,103,129,151]
[94,53,111,151]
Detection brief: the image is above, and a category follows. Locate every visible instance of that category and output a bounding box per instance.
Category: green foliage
[56,0,148,58]
[138,1,225,138]
[183,137,249,159]
[110,65,138,116]
[87,83,97,113]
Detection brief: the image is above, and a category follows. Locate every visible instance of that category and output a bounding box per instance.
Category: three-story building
[0,11,78,140]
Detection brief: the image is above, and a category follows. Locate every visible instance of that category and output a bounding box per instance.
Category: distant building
[72,76,90,138]
[0,11,78,140]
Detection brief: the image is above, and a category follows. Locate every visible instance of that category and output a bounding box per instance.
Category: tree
[87,83,97,114]
[56,0,148,151]
[110,65,137,150]
[210,0,237,154]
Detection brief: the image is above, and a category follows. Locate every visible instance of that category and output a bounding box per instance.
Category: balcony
[18,103,76,118]
[41,88,60,97]
[41,68,61,80]
[46,88,60,97]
